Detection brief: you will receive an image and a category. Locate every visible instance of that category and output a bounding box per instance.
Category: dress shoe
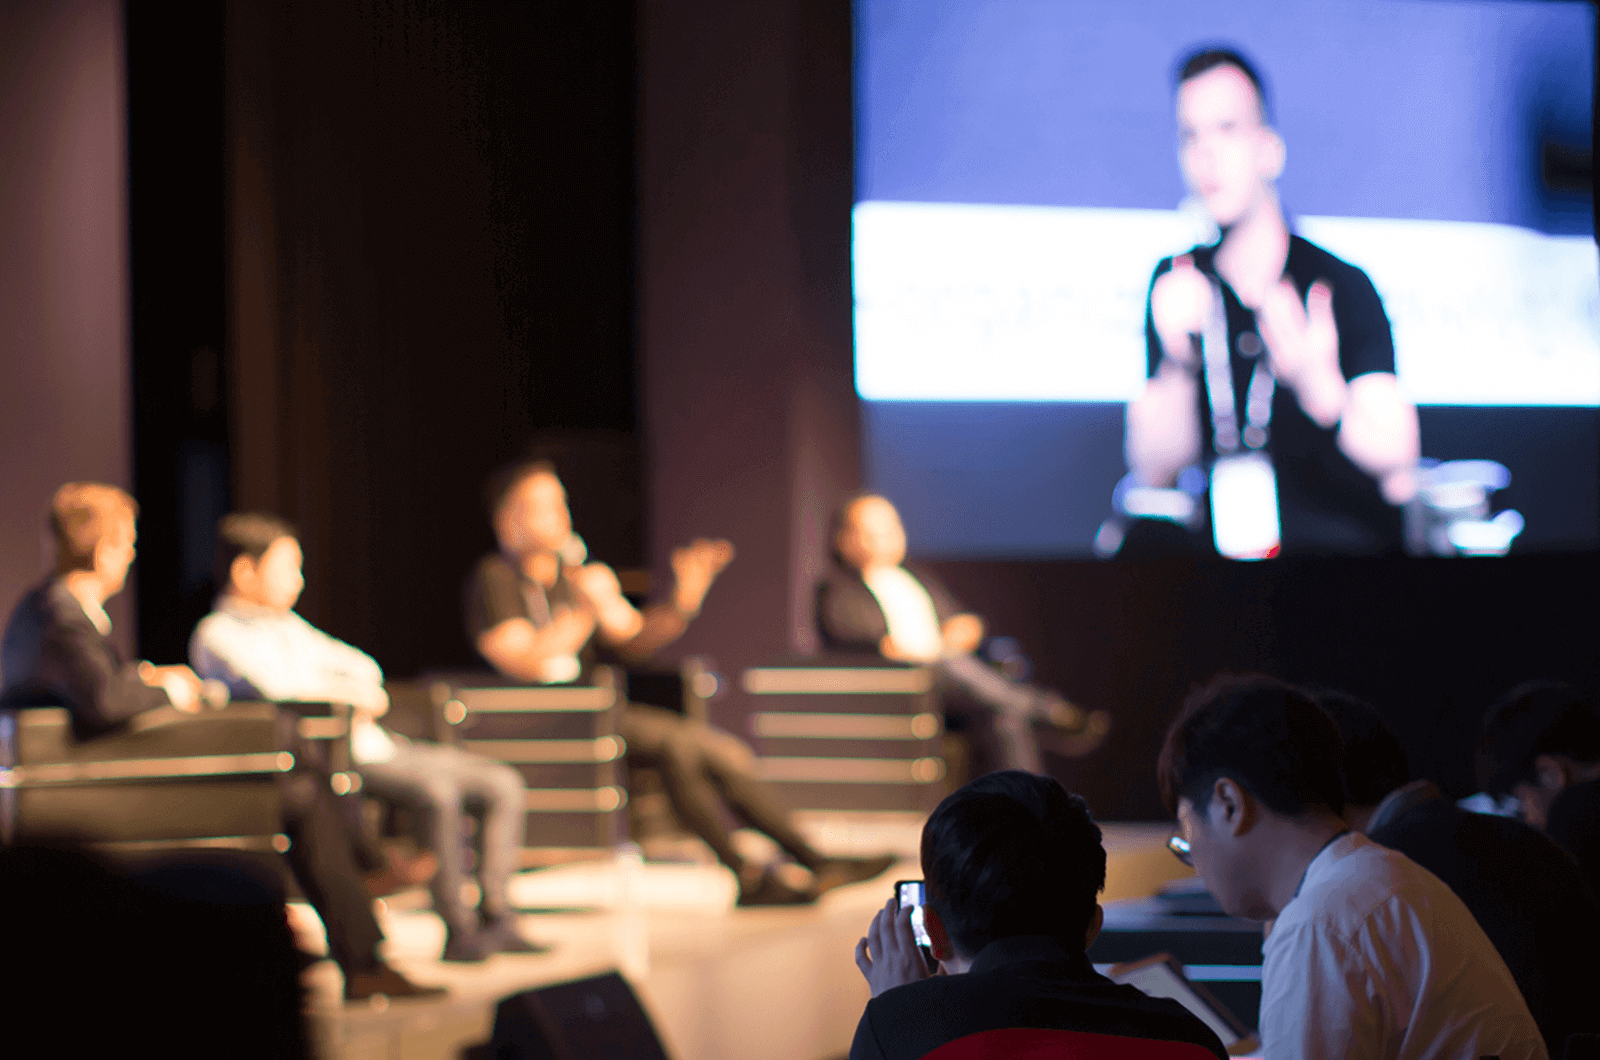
[812,854,898,895]
[365,848,439,898]
[736,868,816,907]
[343,962,447,1002]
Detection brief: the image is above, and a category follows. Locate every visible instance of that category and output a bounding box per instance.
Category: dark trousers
[618,704,819,873]
[274,720,385,973]
[934,655,1050,775]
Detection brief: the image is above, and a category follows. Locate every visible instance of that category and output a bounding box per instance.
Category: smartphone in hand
[895,879,938,973]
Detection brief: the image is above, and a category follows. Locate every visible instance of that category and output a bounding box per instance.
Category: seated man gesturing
[818,494,1102,775]
[191,512,543,962]
[467,459,895,906]
[851,770,1227,1060]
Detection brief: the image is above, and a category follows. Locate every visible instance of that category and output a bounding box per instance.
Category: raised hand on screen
[1149,255,1214,370]
[1255,277,1347,427]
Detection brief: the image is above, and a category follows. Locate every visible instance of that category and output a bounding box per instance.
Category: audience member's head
[919,770,1106,965]
[1478,680,1600,830]
[0,839,310,1058]
[217,512,303,612]
[1310,688,1412,832]
[1157,674,1345,920]
[486,459,569,557]
[49,481,138,590]
[833,493,907,573]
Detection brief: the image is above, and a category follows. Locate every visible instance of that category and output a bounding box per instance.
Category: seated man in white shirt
[191,512,542,962]
[816,494,1106,774]
[1158,674,1546,1060]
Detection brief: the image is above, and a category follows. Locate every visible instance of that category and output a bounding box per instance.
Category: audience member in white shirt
[1158,675,1547,1060]
[191,512,543,962]
[817,494,1108,773]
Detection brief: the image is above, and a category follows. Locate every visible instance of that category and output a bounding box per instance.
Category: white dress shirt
[190,598,399,764]
[1261,831,1546,1060]
[861,566,944,663]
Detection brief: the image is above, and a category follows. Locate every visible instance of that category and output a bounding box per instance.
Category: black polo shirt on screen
[848,935,1228,1060]
[1145,234,1404,555]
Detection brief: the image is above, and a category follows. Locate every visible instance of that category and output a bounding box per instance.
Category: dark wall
[218,0,638,674]
[637,0,860,686]
[926,555,1600,819]
[0,0,135,655]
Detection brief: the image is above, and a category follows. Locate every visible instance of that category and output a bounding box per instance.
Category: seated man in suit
[0,483,441,1002]
[850,770,1227,1060]
[1318,688,1600,1057]
[1477,680,1600,897]
[191,512,543,962]
[817,493,1102,775]
[466,459,895,906]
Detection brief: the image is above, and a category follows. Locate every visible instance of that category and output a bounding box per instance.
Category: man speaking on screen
[1125,48,1420,557]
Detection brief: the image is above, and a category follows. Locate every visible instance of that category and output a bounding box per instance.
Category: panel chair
[0,700,351,863]
[740,658,945,814]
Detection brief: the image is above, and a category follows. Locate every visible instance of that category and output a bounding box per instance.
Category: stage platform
[297,815,1191,1060]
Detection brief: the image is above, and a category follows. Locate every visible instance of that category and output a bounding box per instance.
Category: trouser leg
[359,746,470,935]
[279,771,384,973]
[446,748,525,922]
[620,704,820,873]
[935,656,1043,773]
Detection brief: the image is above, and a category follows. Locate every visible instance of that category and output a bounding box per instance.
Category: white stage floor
[296,816,1189,1060]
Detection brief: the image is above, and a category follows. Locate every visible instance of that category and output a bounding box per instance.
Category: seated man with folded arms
[1476,681,1600,898]
[0,484,439,1002]
[467,459,895,906]
[817,494,1101,775]
[1160,675,1545,1060]
[191,512,542,962]
[850,770,1227,1060]
[1317,688,1600,1058]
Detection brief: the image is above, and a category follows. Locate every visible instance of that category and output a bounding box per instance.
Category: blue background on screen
[856,0,1593,234]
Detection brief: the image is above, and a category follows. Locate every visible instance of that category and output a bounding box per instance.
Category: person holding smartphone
[850,771,1227,1060]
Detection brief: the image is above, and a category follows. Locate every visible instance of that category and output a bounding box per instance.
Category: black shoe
[343,962,448,1002]
[481,917,554,955]
[813,854,897,895]
[736,869,816,907]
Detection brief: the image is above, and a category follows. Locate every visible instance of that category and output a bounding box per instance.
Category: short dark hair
[1477,681,1600,797]
[920,771,1105,959]
[1157,674,1345,817]
[216,512,297,586]
[483,458,559,521]
[1175,46,1270,122]
[1310,688,1411,808]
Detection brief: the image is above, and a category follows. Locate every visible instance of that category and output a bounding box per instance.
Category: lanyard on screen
[1200,280,1276,455]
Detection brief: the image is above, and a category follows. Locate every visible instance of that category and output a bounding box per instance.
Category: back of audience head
[919,770,1106,964]
[1156,674,1345,919]
[0,838,310,1058]
[1309,688,1411,832]
[1478,680,1600,830]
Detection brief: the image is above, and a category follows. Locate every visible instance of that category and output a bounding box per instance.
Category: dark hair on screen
[483,458,559,520]
[1309,688,1411,808]
[1477,680,1600,797]
[1175,46,1271,122]
[215,512,297,586]
[1157,674,1345,817]
[920,770,1105,959]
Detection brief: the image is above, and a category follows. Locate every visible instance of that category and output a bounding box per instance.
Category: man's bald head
[835,494,908,572]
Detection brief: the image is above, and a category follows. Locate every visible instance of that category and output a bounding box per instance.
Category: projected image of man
[1125,48,1420,555]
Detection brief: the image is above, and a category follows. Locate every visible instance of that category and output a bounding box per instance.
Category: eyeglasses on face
[1167,834,1193,866]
